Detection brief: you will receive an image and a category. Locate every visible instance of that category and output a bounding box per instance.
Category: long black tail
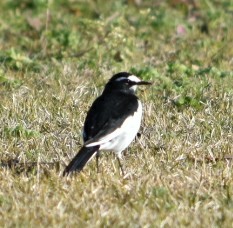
[63,145,100,176]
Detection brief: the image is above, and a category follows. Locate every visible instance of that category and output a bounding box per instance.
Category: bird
[63,72,152,176]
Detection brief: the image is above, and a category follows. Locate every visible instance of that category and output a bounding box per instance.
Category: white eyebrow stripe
[128,75,141,82]
[115,75,141,82]
[115,77,128,81]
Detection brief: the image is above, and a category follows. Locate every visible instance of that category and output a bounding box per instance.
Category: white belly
[99,101,142,156]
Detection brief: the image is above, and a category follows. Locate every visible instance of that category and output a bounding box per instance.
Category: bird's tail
[63,145,99,176]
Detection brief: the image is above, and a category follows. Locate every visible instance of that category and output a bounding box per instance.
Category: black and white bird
[63,72,152,176]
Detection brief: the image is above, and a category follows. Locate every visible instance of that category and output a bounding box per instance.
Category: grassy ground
[0,0,233,227]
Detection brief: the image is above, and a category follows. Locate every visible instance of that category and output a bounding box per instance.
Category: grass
[0,0,233,227]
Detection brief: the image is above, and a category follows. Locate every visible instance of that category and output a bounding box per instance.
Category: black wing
[83,91,139,144]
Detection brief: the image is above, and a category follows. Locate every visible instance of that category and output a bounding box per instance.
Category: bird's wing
[84,122,122,147]
[83,92,139,146]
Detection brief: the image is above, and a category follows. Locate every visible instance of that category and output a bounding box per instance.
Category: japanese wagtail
[63,72,152,176]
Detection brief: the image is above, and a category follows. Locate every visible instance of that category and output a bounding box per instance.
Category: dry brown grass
[1,67,232,227]
[0,1,233,227]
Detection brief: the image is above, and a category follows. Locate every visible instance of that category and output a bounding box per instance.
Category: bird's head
[105,72,152,93]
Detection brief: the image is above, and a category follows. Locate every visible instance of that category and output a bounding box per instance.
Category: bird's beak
[136,80,153,85]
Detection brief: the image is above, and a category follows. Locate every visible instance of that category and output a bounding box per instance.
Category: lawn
[0,0,233,227]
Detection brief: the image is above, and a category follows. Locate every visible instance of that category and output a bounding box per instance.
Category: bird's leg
[96,151,100,173]
[117,156,125,176]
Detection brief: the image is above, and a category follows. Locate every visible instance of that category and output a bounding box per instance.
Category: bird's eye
[126,79,130,84]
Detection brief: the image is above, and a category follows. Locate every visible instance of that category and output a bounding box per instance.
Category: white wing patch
[85,127,122,147]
